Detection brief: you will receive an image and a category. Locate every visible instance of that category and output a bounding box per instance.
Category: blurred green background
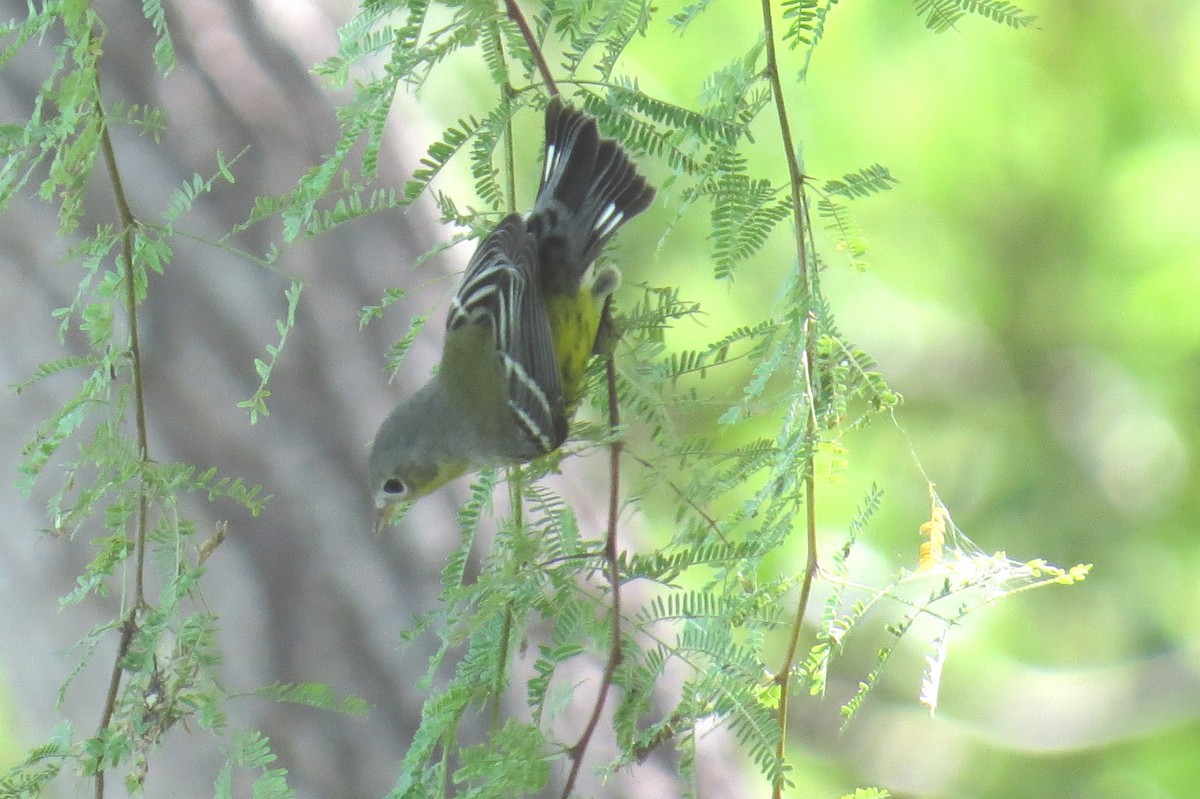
[377,0,1200,794]
[611,0,1200,796]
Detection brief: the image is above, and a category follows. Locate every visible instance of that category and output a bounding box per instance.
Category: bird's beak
[374,500,413,535]
[374,505,391,536]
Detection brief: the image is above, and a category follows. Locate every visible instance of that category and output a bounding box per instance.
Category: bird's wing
[445,214,567,459]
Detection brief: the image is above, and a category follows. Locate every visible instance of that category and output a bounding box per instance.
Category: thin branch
[771,319,821,787]
[762,7,808,259]
[504,0,558,96]
[488,21,519,213]
[625,449,730,546]
[98,92,151,611]
[492,606,514,731]
[559,349,624,799]
[94,64,153,799]
[492,7,625,791]
[760,1,821,796]
[93,612,137,799]
[491,15,523,736]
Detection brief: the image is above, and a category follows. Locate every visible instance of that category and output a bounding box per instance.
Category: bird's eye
[382,478,407,496]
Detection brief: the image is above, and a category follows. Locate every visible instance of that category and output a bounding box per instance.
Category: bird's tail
[529,97,655,292]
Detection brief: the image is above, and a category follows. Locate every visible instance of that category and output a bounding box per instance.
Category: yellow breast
[545,288,604,409]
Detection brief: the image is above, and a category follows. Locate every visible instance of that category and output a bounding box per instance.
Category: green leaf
[255,682,372,716]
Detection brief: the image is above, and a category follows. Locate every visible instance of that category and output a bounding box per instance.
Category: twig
[559,351,624,799]
[488,21,519,214]
[93,613,136,799]
[625,449,729,545]
[492,6,624,791]
[503,0,558,96]
[759,1,821,797]
[489,16,525,738]
[94,64,153,799]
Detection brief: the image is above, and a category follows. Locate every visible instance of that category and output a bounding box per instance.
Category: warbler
[369,97,655,508]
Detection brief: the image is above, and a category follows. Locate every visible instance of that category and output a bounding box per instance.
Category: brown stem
[93,613,137,799]
[625,450,729,545]
[559,350,624,798]
[759,1,821,797]
[94,63,153,799]
[503,0,558,96]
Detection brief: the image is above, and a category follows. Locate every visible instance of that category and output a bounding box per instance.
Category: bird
[368,97,655,510]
